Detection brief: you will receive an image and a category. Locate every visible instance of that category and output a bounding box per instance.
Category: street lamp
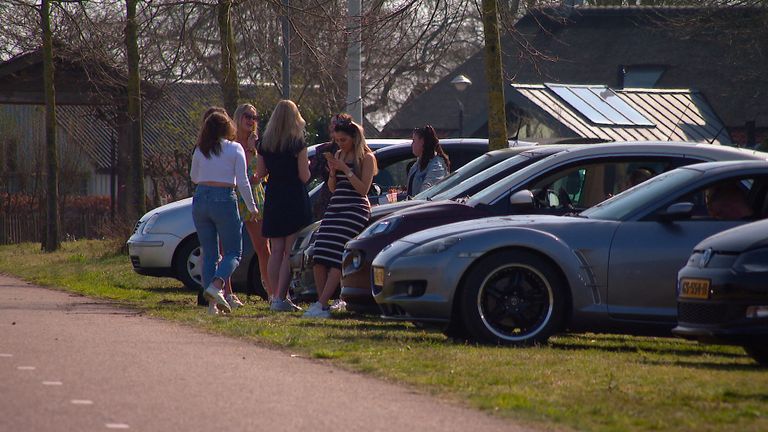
[450,74,472,137]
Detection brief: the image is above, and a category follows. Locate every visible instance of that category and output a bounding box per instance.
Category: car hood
[694,218,768,253]
[397,214,596,245]
[143,197,192,220]
[389,199,481,220]
[370,199,427,221]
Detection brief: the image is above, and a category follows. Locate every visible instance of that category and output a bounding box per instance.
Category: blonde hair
[261,100,306,154]
[334,119,377,176]
[233,103,258,135]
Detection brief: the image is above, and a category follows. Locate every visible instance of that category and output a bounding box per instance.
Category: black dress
[258,142,312,238]
[313,163,371,268]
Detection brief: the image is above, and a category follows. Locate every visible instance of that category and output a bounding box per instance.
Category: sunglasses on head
[244,113,258,121]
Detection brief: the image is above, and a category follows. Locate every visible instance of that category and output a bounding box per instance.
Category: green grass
[1,240,767,432]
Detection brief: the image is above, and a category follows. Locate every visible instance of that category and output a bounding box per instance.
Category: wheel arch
[171,233,199,279]
[451,245,575,334]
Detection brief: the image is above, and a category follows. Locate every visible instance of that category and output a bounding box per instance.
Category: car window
[374,156,415,192]
[448,148,486,169]
[414,154,498,200]
[645,175,768,221]
[525,158,674,212]
[432,154,537,201]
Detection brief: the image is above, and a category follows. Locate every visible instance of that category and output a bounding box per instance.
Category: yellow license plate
[680,278,711,299]
[373,267,385,286]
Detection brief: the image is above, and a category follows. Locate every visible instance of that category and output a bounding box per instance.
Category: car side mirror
[509,189,535,211]
[658,202,694,222]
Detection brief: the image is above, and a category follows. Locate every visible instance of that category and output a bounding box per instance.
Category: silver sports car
[371,160,768,345]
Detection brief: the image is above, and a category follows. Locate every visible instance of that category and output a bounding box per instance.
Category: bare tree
[218,0,239,114]
[41,0,60,251]
[126,0,146,220]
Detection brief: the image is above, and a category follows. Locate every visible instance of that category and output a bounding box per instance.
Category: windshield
[580,167,702,221]
[431,154,537,201]
[414,154,502,200]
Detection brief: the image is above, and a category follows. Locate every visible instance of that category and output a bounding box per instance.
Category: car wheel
[743,343,768,366]
[459,250,566,345]
[247,256,268,300]
[174,236,203,291]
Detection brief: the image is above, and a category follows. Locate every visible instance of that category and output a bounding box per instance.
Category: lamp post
[451,74,472,137]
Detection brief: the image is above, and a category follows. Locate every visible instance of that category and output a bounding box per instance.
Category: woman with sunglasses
[209,104,273,314]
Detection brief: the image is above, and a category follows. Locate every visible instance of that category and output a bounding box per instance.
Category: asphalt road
[0,274,535,432]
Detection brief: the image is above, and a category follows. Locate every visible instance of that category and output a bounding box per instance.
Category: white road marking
[70,400,94,405]
[105,423,130,429]
[17,366,35,370]
[0,354,12,357]
[42,381,63,386]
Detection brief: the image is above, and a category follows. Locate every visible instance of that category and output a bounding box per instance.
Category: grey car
[371,160,768,345]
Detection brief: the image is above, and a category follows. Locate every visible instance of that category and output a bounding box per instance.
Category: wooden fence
[0,213,112,245]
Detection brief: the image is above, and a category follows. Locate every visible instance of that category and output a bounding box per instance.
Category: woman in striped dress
[305,118,377,318]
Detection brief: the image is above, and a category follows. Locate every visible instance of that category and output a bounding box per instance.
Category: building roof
[510,84,731,144]
[383,5,768,137]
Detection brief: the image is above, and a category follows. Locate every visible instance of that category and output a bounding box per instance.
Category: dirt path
[0,274,537,431]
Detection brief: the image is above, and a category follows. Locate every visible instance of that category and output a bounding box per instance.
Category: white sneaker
[329,299,347,312]
[303,302,331,318]
[207,302,219,315]
[203,284,232,314]
[226,294,244,311]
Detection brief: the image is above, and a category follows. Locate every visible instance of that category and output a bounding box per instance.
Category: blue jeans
[192,185,243,290]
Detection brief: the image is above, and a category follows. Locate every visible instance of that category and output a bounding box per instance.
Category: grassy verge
[1,240,766,432]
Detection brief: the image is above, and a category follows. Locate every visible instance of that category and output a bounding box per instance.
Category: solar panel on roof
[546,84,655,127]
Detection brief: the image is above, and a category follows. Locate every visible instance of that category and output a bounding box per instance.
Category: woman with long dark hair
[190,111,257,314]
[406,125,450,196]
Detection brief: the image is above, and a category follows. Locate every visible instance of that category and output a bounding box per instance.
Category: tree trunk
[41,0,60,252]
[218,0,239,114]
[481,0,508,150]
[126,0,145,220]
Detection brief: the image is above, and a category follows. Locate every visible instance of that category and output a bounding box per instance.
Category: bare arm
[344,153,377,197]
[297,148,310,184]
[255,153,268,179]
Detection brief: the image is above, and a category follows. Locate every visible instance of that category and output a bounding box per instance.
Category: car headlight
[404,237,461,257]
[734,248,768,273]
[141,213,160,235]
[358,217,401,239]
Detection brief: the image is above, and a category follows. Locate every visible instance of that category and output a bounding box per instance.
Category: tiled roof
[383,5,768,137]
[511,84,731,144]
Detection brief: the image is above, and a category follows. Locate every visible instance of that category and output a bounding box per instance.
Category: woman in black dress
[305,118,377,318]
[256,100,312,312]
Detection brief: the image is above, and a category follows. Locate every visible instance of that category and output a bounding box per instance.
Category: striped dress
[313,164,371,269]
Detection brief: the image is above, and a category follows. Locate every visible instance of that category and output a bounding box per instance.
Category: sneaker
[203,284,232,314]
[226,294,244,311]
[329,299,347,312]
[270,299,292,312]
[207,302,219,316]
[303,302,331,319]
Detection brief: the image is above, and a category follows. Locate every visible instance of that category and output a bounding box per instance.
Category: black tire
[173,236,203,291]
[247,256,268,300]
[459,250,567,346]
[743,343,768,366]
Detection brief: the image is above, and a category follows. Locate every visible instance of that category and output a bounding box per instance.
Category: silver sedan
[372,161,768,345]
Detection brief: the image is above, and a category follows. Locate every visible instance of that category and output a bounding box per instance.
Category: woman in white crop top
[190,110,257,314]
